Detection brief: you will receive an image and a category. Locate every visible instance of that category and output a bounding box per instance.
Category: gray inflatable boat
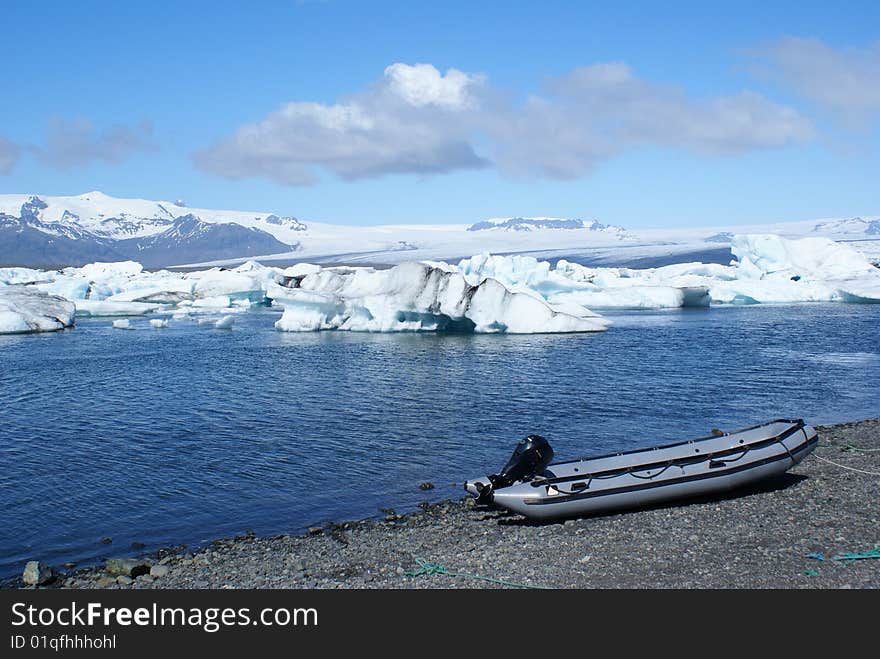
[465,419,818,520]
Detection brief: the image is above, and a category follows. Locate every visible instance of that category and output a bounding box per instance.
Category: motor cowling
[473,435,553,504]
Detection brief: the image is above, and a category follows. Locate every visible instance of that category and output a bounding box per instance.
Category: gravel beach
[15,418,880,589]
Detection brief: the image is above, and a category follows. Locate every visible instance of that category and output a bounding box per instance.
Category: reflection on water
[1,304,878,576]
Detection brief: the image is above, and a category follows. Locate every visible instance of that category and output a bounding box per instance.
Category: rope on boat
[405,557,549,589]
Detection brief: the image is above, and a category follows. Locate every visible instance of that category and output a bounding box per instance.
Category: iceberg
[112,319,132,330]
[731,234,878,280]
[2,231,877,339]
[271,261,610,333]
[457,253,710,309]
[0,288,75,334]
[150,318,169,328]
[74,300,163,316]
[451,235,880,308]
[74,261,144,280]
[0,267,52,286]
[190,268,268,303]
[214,315,235,329]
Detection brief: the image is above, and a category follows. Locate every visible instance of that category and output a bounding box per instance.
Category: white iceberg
[112,319,132,330]
[191,268,268,303]
[74,261,144,280]
[0,267,52,286]
[0,288,75,334]
[2,232,876,339]
[271,261,610,333]
[192,295,233,309]
[74,300,163,316]
[731,234,878,280]
[452,234,880,308]
[150,318,169,328]
[214,315,235,329]
[456,253,710,309]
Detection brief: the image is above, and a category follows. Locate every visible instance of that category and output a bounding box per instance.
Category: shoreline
[8,418,880,589]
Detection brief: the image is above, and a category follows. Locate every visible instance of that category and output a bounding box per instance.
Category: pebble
[150,565,170,578]
[105,558,151,577]
[22,561,55,586]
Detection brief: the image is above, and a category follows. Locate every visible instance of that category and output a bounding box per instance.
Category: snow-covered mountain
[0,190,877,269]
[467,216,632,238]
[812,217,880,236]
[0,192,298,268]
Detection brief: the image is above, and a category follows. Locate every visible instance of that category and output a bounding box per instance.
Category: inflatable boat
[465,419,818,520]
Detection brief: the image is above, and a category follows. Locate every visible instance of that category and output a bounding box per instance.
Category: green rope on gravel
[405,557,549,589]
[817,441,880,453]
[832,547,880,562]
[843,444,880,453]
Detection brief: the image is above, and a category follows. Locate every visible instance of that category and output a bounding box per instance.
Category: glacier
[1,233,877,335]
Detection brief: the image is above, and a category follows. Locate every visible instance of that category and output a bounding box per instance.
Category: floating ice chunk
[149,318,169,328]
[0,288,75,334]
[192,295,232,308]
[458,253,580,297]
[458,254,711,309]
[0,267,51,286]
[272,261,609,333]
[732,234,878,280]
[112,319,132,330]
[214,315,235,329]
[35,278,92,300]
[462,238,880,308]
[74,261,144,281]
[549,285,710,309]
[104,275,195,304]
[192,269,267,302]
[74,300,162,316]
[835,278,880,303]
[280,262,324,278]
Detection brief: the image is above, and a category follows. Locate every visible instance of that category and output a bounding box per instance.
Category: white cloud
[0,137,20,175]
[489,63,813,178]
[751,38,880,126]
[37,118,155,170]
[384,62,482,110]
[546,63,812,152]
[196,61,814,185]
[195,63,489,185]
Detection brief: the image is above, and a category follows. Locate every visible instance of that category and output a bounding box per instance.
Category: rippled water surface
[1,304,879,576]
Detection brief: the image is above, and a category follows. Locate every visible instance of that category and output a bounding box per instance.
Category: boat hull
[466,419,818,520]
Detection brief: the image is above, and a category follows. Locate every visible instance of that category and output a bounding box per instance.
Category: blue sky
[1,1,877,228]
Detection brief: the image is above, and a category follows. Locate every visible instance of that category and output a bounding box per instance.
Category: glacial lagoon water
[1,303,879,577]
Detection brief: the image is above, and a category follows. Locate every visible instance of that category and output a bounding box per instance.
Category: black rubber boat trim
[522,432,818,506]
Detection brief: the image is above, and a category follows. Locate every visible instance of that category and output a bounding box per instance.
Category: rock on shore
[16,418,880,589]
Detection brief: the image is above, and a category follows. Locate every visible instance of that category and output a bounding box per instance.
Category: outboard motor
[474,435,554,504]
